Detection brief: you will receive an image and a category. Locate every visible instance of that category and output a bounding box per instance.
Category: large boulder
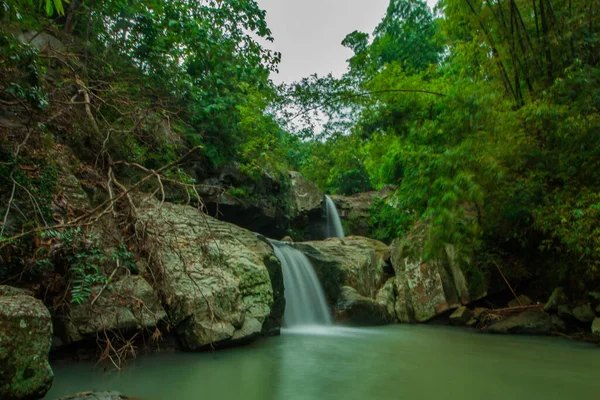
[330,186,394,237]
[572,304,596,323]
[64,276,167,343]
[138,200,284,350]
[390,223,486,323]
[195,165,290,238]
[336,286,391,326]
[0,292,53,399]
[486,310,552,335]
[295,237,391,303]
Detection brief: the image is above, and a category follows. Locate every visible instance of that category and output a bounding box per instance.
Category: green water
[45,325,599,400]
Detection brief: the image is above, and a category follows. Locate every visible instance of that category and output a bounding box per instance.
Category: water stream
[45,325,600,400]
[325,195,345,238]
[269,240,332,328]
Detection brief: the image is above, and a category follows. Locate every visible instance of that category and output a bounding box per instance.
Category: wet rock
[295,236,391,304]
[544,288,568,312]
[487,310,552,335]
[0,295,53,399]
[139,200,284,350]
[0,286,34,297]
[375,278,398,321]
[572,304,596,323]
[450,306,472,326]
[280,236,293,243]
[287,171,324,220]
[64,276,167,343]
[508,295,532,308]
[57,392,130,400]
[592,318,600,336]
[336,286,391,326]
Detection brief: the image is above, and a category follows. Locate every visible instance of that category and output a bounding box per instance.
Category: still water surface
[46,325,600,400]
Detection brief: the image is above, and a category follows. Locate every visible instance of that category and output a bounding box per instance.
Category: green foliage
[39,228,106,304]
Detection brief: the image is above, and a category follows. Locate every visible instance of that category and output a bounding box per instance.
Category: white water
[269,240,332,328]
[325,195,345,238]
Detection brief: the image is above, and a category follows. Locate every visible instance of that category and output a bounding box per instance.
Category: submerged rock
[336,286,390,326]
[0,294,53,399]
[573,304,596,323]
[544,287,568,312]
[139,200,284,350]
[487,311,552,335]
[450,307,472,326]
[64,276,167,343]
[508,295,532,308]
[57,392,130,400]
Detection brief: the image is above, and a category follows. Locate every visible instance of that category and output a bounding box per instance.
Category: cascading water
[325,195,345,238]
[269,240,332,327]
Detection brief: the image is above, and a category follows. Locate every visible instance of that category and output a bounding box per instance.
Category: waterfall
[269,240,332,327]
[325,195,345,238]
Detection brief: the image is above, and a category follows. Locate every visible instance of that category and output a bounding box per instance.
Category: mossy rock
[0,295,53,399]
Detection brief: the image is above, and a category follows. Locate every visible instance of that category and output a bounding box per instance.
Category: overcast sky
[256,0,438,84]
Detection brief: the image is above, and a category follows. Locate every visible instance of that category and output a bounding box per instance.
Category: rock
[295,236,391,304]
[17,31,66,51]
[0,295,53,399]
[544,287,568,312]
[138,200,284,350]
[288,171,324,219]
[466,318,478,327]
[592,318,600,336]
[336,287,391,326]
[450,306,473,326]
[508,295,532,308]
[330,186,394,237]
[487,310,552,335]
[375,278,398,321]
[281,236,293,243]
[557,305,574,319]
[0,286,34,297]
[53,145,91,213]
[572,304,596,323]
[389,223,486,323]
[64,276,167,343]
[57,392,130,400]
[551,315,567,333]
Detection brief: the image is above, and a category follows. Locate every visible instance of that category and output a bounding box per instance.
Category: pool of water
[45,325,600,400]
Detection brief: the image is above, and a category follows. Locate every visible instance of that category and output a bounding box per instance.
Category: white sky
[256,0,438,84]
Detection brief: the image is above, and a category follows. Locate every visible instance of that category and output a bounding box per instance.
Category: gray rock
[450,306,473,326]
[558,304,574,319]
[573,304,596,323]
[544,287,568,312]
[508,295,532,308]
[0,295,53,399]
[592,318,600,336]
[288,171,324,217]
[295,236,391,303]
[139,200,283,350]
[487,310,552,335]
[336,286,391,326]
[65,276,167,343]
[375,278,398,322]
[330,186,395,237]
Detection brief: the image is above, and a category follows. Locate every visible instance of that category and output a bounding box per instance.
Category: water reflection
[46,325,600,400]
